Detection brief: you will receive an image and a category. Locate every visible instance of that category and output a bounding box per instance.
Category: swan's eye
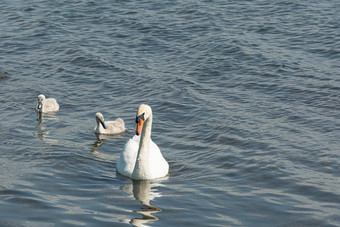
[135,113,145,123]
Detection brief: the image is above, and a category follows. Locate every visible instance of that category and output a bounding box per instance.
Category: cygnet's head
[37,94,46,111]
[38,94,46,102]
[95,112,107,129]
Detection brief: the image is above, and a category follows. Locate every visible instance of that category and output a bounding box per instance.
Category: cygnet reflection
[90,140,116,163]
[34,112,59,144]
[94,132,125,142]
[90,132,126,162]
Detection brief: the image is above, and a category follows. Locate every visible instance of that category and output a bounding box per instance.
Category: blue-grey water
[1,0,339,226]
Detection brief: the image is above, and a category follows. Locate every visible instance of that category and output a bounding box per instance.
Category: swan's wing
[149,139,169,178]
[116,135,140,177]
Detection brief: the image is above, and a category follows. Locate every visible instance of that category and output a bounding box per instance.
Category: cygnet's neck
[96,119,104,130]
[132,115,152,179]
[37,100,44,112]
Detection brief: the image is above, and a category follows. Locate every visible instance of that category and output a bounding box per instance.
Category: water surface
[0,0,339,226]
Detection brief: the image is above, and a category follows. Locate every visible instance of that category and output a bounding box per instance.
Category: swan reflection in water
[91,131,165,226]
[121,179,165,227]
[34,112,59,144]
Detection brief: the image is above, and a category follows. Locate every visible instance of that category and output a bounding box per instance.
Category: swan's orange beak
[136,119,144,136]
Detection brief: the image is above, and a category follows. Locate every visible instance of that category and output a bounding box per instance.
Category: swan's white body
[117,135,168,179]
[36,94,59,113]
[116,104,169,180]
[94,112,126,135]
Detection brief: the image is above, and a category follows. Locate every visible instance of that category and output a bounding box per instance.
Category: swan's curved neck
[132,114,152,179]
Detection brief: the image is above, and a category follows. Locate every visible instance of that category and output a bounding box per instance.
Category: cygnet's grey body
[36,94,59,113]
[94,112,126,135]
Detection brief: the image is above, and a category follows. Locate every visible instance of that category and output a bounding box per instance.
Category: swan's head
[95,112,107,129]
[135,104,152,136]
[37,94,46,111]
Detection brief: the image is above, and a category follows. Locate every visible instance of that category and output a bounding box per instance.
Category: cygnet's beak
[135,113,145,136]
[101,121,107,129]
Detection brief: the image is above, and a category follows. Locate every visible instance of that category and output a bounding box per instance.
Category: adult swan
[116,104,169,180]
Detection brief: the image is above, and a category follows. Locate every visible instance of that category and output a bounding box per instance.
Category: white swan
[94,112,126,135]
[36,94,59,113]
[116,104,169,180]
